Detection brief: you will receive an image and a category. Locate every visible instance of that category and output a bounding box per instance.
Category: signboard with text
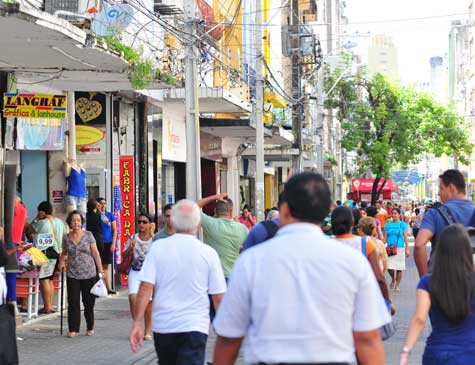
[119,155,135,246]
[3,93,67,119]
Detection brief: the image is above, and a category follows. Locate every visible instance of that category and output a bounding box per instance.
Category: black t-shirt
[86,211,104,250]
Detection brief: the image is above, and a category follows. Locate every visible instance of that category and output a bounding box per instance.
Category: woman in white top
[123,213,154,341]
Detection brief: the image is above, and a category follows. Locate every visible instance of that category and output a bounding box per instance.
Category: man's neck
[447,193,467,201]
[216,215,231,220]
[166,227,174,234]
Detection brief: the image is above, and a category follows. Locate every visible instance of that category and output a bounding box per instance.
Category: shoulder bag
[117,235,134,275]
[386,223,402,257]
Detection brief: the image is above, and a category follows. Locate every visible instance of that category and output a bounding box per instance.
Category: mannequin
[63,158,87,214]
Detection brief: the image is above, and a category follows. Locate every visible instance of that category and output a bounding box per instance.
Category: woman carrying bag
[400,224,475,365]
[384,208,409,292]
[59,210,104,338]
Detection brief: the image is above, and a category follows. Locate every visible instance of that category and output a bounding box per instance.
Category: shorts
[64,194,87,213]
[127,269,142,295]
[100,243,113,265]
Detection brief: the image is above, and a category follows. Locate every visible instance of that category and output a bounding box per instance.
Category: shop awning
[145,87,252,113]
[242,147,301,162]
[0,3,170,91]
[200,117,272,139]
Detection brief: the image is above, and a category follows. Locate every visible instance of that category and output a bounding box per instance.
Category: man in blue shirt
[98,197,117,295]
[414,169,475,276]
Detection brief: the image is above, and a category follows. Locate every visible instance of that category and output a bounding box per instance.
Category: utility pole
[183,0,202,201]
[254,0,265,221]
[291,0,303,173]
[316,67,324,174]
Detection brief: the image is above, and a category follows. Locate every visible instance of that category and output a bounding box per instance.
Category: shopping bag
[27,247,49,265]
[90,278,108,297]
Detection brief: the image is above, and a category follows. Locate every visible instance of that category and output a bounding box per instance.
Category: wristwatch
[401,346,410,354]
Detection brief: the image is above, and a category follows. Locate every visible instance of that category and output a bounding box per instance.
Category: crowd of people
[2,168,475,365]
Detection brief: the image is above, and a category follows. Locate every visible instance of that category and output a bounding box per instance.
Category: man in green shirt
[197,193,248,279]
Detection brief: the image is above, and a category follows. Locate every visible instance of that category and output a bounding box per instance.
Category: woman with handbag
[384,208,410,292]
[29,201,66,314]
[123,213,154,341]
[400,224,475,365]
[58,210,104,338]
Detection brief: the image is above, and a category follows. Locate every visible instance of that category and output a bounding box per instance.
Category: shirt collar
[276,222,323,237]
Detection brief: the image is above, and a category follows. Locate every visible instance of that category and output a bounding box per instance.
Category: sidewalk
[16,248,426,365]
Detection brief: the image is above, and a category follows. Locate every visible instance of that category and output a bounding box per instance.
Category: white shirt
[139,233,226,334]
[0,268,6,306]
[213,222,391,365]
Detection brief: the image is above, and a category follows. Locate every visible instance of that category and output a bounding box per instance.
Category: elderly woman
[59,210,104,338]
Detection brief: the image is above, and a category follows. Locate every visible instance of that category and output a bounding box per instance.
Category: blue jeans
[153,331,207,365]
[423,349,475,365]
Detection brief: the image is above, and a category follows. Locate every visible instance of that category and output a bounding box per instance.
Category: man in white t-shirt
[130,199,226,365]
[213,172,391,365]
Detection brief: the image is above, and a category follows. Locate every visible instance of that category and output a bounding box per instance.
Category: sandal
[38,307,56,314]
[86,330,94,336]
[67,332,78,338]
[144,334,153,341]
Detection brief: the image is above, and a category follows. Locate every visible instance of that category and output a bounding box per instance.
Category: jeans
[67,277,96,332]
[423,349,475,365]
[153,331,207,365]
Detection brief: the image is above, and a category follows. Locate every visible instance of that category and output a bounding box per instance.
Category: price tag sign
[35,233,55,250]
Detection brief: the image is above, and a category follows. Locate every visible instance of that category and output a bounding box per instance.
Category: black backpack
[437,205,475,255]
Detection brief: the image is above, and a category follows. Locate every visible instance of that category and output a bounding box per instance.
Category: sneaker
[107,290,118,296]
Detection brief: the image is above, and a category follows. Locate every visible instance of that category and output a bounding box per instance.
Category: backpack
[437,205,475,255]
[261,220,279,240]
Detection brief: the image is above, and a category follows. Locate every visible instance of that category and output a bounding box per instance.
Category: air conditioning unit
[44,0,90,18]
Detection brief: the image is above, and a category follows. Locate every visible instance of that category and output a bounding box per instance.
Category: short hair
[392,207,401,215]
[216,198,233,216]
[267,209,280,220]
[97,197,106,204]
[37,201,52,215]
[280,172,331,224]
[66,210,85,227]
[336,200,342,206]
[358,217,376,236]
[366,206,378,217]
[163,203,174,214]
[439,169,466,194]
[87,198,98,212]
[415,208,420,215]
[171,199,201,233]
[331,206,353,235]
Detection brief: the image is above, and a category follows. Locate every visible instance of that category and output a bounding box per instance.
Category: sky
[344,0,469,84]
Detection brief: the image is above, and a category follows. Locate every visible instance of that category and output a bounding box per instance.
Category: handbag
[117,248,133,275]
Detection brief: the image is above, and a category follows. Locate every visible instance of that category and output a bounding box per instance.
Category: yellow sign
[75,125,105,146]
[3,93,67,119]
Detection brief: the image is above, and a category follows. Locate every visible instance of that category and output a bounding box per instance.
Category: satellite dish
[92,4,135,37]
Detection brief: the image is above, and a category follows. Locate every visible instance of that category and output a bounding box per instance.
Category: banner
[75,92,106,125]
[16,117,65,150]
[3,93,66,150]
[119,156,135,245]
[3,93,66,119]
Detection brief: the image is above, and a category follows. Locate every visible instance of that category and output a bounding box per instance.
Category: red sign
[119,155,135,245]
[352,178,395,192]
[79,147,100,152]
[52,190,64,203]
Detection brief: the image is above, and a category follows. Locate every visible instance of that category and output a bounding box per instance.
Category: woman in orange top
[332,206,392,308]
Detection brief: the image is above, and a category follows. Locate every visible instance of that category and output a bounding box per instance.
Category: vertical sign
[119,155,135,247]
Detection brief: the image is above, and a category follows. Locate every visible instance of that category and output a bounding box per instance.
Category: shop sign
[3,93,67,119]
[76,125,105,146]
[75,92,106,125]
[52,190,64,204]
[200,132,222,161]
[162,111,186,162]
[119,156,135,243]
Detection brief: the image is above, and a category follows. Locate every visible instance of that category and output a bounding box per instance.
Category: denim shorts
[64,194,87,213]
[423,349,475,365]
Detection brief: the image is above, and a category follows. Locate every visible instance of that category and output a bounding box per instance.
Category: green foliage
[99,35,175,89]
[324,68,473,201]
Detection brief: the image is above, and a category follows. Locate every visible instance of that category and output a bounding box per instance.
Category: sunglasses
[137,220,150,224]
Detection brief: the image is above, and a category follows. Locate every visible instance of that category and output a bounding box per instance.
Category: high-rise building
[367,34,399,80]
[429,56,446,103]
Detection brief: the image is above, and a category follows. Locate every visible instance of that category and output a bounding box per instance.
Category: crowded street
[15,246,427,365]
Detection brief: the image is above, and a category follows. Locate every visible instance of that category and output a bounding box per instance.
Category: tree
[324,61,472,204]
